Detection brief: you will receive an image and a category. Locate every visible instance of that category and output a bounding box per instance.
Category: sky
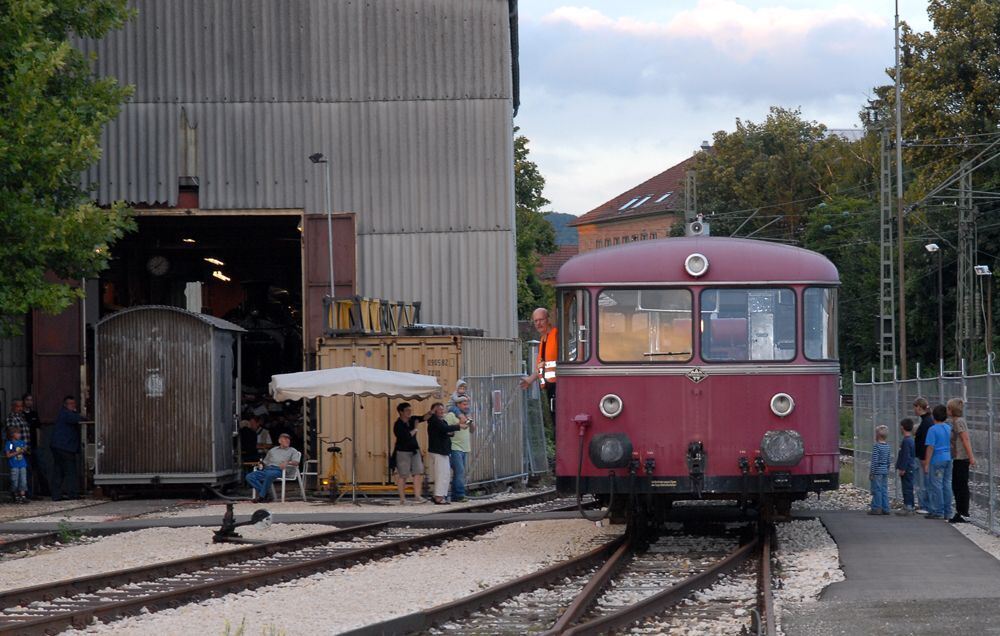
[515,0,935,216]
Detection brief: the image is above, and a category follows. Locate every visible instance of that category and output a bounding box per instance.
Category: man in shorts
[393,402,427,504]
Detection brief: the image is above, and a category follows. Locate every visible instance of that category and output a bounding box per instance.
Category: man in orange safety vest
[520,307,558,432]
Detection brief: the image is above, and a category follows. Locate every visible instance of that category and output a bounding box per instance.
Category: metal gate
[853,362,999,535]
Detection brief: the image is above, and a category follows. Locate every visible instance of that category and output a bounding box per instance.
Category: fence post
[889,367,904,499]
[988,356,996,533]
[490,373,498,483]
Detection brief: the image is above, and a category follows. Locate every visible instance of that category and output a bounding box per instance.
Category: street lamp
[925,243,943,367]
[309,153,335,299]
[975,265,993,361]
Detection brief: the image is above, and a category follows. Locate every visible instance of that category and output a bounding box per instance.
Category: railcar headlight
[760,430,805,466]
[684,253,709,277]
[770,392,795,417]
[589,433,633,468]
[599,393,623,419]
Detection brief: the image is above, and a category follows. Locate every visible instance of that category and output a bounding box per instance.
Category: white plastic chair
[270,465,307,502]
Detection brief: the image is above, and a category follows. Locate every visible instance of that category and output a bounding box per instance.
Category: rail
[349,520,776,635]
[0,489,599,635]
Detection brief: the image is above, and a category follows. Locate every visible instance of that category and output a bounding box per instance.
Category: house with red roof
[571,155,695,253]
[536,244,580,283]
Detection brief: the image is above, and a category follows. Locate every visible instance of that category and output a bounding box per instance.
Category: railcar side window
[597,289,692,362]
[558,290,590,362]
[700,289,795,361]
[804,288,838,360]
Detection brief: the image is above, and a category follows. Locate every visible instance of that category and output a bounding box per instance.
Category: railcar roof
[556,237,839,285]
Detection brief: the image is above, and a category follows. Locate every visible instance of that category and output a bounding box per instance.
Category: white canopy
[269,366,441,401]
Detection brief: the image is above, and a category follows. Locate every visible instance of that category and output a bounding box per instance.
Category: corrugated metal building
[77,0,518,339]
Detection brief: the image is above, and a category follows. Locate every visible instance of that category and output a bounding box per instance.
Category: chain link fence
[462,373,549,488]
[853,363,999,534]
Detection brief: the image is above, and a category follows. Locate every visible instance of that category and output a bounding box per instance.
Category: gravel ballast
[68,519,620,635]
[0,524,335,592]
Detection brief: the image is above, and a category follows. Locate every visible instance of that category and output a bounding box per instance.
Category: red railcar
[554,237,840,519]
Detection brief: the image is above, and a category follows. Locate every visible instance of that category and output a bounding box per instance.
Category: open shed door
[303,213,357,361]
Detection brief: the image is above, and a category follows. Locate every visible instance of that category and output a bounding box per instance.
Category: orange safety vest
[536,327,558,387]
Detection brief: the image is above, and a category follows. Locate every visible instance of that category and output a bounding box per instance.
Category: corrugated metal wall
[78,0,517,337]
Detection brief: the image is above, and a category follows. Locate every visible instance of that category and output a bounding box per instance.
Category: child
[4,426,29,504]
[869,425,891,515]
[923,404,952,520]
[895,419,916,515]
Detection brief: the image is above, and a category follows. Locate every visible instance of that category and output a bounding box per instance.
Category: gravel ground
[792,484,870,511]
[773,518,845,635]
[0,499,105,523]
[0,524,336,592]
[953,522,1000,562]
[66,520,620,635]
[632,569,757,635]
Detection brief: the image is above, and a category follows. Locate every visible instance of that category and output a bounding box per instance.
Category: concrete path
[784,511,1000,635]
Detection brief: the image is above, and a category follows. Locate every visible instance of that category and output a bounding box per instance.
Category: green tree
[0,0,135,334]
[689,107,871,241]
[865,0,1000,371]
[514,129,556,319]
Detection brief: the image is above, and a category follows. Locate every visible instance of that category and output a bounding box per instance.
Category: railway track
[347,522,779,636]
[0,489,596,635]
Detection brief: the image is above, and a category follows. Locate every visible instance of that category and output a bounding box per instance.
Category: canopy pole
[351,393,358,505]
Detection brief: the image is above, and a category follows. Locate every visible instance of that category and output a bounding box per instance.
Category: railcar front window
[558,290,590,363]
[700,289,795,361]
[804,288,838,360]
[597,289,692,362]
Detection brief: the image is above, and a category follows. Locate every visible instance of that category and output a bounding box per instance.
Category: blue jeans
[870,473,889,512]
[449,450,468,500]
[9,467,27,493]
[916,463,929,510]
[900,469,915,509]
[246,466,282,498]
[928,460,953,517]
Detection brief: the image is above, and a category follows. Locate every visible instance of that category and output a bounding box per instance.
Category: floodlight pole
[894,0,908,379]
[309,153,336,299]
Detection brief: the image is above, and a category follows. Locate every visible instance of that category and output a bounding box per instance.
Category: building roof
[556,236,839,285]
[536,245,579,281]
[571,156,696,227]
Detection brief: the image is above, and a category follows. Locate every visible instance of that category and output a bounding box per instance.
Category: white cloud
[543,1,886,61]
[518,1,897,216]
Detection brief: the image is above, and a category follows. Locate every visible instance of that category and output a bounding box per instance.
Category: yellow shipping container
[315,336,520,487]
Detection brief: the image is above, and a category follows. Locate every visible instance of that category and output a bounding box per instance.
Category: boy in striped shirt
[869,425,892,515]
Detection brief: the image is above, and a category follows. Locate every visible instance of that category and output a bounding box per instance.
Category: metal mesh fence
[462,374,548,488]
[853,367,1000,535]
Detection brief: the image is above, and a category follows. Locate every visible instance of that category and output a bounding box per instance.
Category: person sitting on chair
[246,433,300,503]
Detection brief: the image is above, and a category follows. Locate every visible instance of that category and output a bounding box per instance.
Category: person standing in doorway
[21,393,48,496]
[912,397,933,513]
[947,398,976,523]
[50,396,81,501]
[520,307,558,440]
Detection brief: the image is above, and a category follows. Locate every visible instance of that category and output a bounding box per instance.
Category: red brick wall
[576,214,681,253]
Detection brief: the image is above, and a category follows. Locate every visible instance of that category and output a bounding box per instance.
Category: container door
[316,341,391,485]
[389,339,457,468]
